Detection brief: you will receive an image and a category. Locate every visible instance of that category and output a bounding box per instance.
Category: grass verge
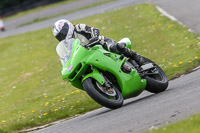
[146,114,200,133]
[0,3,200,132]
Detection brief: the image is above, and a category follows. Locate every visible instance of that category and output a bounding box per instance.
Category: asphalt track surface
[3,0,104,31]
[33,68,200,133]
[2,0,200,132]
[1,0,200,37]
[0,0,156,38]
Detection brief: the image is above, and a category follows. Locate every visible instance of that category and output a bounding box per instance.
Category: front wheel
[82,78,123,109]
[143,57,169,93]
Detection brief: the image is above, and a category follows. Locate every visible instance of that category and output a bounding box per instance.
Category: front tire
[82,78,123,109]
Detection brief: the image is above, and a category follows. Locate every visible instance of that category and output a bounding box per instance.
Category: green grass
[147,114,200,133]
[0,3,200,132]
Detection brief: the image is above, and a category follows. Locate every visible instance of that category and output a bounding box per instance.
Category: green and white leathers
[59,38,168,109]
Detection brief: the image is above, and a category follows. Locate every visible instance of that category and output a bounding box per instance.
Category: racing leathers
[73,24,145,66]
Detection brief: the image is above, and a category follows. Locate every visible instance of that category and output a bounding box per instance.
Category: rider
[52,19,145,67]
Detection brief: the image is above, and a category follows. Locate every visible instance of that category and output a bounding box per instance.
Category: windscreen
[56,38,74,65]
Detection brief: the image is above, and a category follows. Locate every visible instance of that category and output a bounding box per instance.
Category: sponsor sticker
[68,65,73,72]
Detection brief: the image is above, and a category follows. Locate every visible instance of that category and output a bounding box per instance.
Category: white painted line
[193,66,200,71]
[156,6,177,21]
[156,6,195,33]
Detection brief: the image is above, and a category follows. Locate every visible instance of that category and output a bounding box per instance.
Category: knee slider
[117,43,126,52]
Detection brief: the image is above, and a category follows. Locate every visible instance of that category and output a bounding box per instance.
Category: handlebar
[84,41,99,49]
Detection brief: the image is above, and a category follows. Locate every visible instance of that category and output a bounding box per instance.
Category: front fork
[82,67,105,86]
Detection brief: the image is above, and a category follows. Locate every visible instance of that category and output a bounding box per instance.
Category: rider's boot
[116,43,145,67]
[129,50,146,66]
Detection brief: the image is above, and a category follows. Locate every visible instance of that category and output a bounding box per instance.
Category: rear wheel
[82,78,123,109]
[143,57,168,93]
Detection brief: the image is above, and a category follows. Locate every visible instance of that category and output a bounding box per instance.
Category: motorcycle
[58,38,168,109]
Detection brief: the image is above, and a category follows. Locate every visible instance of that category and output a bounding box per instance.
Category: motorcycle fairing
[61,39,146,99]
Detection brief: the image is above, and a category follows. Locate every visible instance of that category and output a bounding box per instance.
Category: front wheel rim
[96,82,117,97]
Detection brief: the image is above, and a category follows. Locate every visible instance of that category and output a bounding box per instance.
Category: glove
[88,27,100,46]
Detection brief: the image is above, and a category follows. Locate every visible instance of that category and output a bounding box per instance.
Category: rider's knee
[117,43,126,52]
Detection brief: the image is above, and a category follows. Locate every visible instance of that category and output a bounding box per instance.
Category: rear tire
[82,78,123,109]
[143,57,168,93]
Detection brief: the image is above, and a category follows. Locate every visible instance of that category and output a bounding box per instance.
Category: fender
[82,67,105,86]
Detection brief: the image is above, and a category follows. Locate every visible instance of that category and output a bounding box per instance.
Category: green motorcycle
[58,38,168,109]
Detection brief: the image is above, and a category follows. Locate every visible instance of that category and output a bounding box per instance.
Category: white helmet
[52,19,74,41]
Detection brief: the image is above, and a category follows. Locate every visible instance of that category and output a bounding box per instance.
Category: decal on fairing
[68,65,73,72]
